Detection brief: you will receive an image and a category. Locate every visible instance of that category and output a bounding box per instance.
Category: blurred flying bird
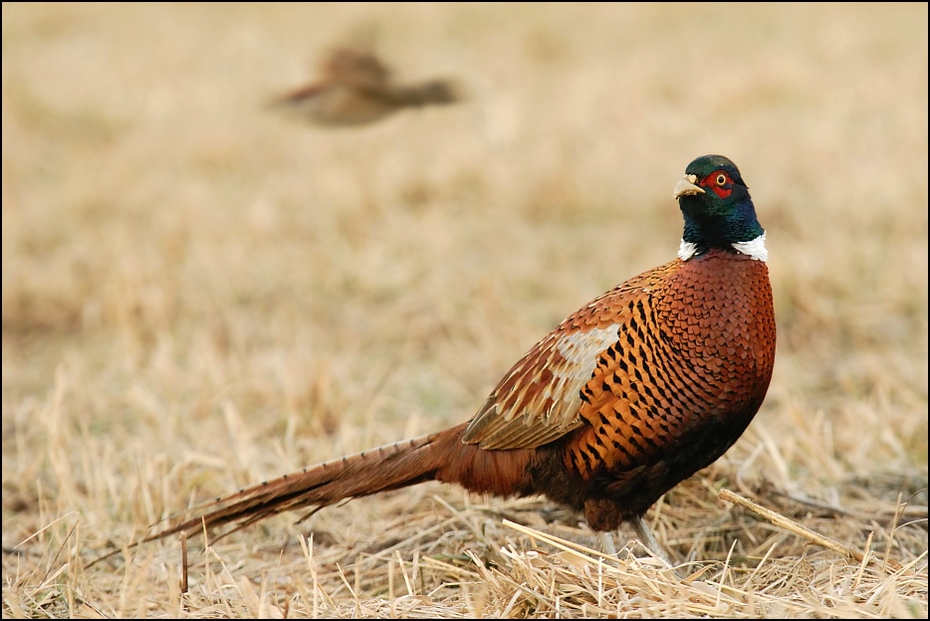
[269,46,460,127]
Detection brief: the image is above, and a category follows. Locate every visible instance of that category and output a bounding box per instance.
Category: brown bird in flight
[269,46,459,127]
[113,154,775,566]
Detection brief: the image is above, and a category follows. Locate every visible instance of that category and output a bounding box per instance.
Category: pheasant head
[674,154,767,262]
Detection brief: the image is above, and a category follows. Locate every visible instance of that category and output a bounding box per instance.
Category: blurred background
[2,3,927,615]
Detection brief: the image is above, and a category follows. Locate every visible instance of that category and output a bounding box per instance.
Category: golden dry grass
[2,3,927,618]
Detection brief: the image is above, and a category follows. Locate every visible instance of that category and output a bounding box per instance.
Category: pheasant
[268,46,459,127]
[119,155,775,565]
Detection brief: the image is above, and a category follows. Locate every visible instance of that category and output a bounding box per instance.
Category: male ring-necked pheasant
[128,154,776,564]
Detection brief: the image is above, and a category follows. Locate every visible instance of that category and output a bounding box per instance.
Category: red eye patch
[699,171,733,199]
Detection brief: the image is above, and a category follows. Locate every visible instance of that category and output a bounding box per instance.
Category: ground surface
[2,3,928,618]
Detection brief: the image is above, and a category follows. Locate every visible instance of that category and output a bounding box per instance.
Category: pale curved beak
[673,174,705,199]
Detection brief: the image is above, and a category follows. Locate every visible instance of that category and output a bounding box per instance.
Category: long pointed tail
[157,420,538,538]
[152,425,460,543]
[88,422,534,567]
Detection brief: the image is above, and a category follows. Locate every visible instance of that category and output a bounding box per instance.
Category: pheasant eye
[715,173,728,186]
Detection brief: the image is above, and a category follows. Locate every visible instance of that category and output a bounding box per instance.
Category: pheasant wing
[461,269,664,450]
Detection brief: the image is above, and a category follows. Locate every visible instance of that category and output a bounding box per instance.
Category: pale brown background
[3,3,927,618]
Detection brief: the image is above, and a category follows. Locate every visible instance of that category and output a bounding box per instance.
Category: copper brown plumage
[112,155,775,565]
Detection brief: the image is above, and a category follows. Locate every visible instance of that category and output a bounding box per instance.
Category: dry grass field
[2,3,928,618]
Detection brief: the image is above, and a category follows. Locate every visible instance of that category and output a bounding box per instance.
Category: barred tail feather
[149,430,453,543]
[88,422,534,567]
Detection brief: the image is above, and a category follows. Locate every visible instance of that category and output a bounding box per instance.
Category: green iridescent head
[673,155,765,259]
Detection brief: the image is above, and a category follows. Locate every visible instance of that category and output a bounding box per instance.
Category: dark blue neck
[681,200,764,251]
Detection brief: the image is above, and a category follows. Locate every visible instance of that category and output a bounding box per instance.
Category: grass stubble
[2,4,927,618]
